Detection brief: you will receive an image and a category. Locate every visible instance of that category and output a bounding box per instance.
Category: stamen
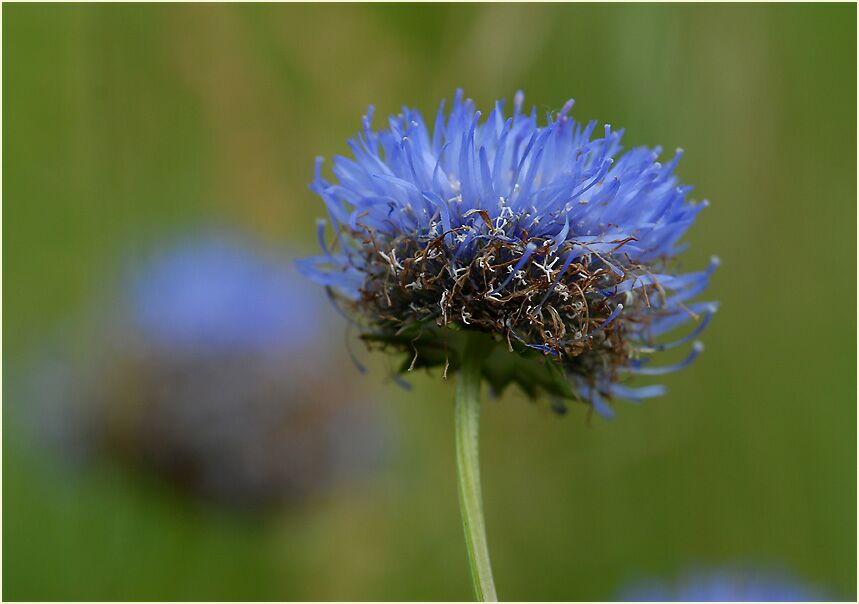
[491,242,537,293]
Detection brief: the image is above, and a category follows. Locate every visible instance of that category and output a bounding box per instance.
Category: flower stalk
[455,333,498,602]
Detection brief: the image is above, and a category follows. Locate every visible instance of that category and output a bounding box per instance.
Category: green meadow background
[3,3,856,601]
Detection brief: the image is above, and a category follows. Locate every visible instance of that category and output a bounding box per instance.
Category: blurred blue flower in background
[617,566,830,602]
[299,89,717,417]
[128,234,319,353]
[27,230,387,511]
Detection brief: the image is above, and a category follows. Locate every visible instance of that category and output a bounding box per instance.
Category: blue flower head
[129,233,319,354]
[299,90,717,417]
[617,567,828,601]
[32,232,388,510]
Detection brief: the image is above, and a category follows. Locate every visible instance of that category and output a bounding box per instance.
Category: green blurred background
[3,3,856,601]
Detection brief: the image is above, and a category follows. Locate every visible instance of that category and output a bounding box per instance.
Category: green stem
[455,334,498,602]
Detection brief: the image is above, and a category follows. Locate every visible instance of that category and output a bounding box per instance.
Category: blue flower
[299,90,717,417]
[128,232,319,353]
[27,232,387,510]
[617,567,829,601]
